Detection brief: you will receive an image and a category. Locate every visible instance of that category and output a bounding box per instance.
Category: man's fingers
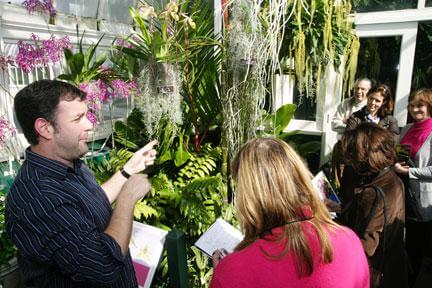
[138,140,158,154]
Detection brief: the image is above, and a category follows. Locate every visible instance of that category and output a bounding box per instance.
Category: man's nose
[84,115,94,130]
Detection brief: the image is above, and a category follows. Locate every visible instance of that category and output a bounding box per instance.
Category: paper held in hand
[194,218,244,257]
[311,171,341,204]
[129,221,168,288]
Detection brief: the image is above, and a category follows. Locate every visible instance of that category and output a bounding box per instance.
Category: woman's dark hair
[341,122,397,175]
[14,80,86,145]
[367,84,394,118]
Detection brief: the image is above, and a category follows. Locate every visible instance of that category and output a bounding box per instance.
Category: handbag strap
[359,185,387,273]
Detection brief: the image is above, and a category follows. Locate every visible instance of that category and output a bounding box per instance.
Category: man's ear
[34,118,54,140]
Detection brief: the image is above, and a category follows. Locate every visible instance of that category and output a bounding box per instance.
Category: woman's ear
[34,118,54,140]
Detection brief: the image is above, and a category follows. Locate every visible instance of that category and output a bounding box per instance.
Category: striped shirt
[5,148,138,288]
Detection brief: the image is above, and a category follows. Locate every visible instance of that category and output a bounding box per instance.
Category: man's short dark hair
[14,80,86,145]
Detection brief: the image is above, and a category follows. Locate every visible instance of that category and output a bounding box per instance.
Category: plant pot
[0,257,24,288]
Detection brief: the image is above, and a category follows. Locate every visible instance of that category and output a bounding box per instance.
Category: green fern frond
[134,200,159,219]
[180,176,223,196]
[174,146,221,188]
[109,148,134,171]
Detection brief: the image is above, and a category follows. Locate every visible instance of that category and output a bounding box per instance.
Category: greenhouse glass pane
[411,22,432,90]
[293,88,316,121]
[100,97,130,122]
[0,0,22,4]
[355,36,401,100]
[351,0,416,12]
[98,0,135,24]
[55,0,98,18]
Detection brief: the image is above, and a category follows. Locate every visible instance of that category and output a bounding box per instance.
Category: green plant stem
[183,27,200,153]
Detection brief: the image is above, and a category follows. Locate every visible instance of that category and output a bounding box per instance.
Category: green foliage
[412,22,432,89]
[0,195,17,266]
[58,28,109,84]
[280,0,359,97]
[260,103,297,138]
[351,0,416,12]
[114,0,223,152]
[88,104,228,286]
[189,246,213,288]
[258,103,320,162]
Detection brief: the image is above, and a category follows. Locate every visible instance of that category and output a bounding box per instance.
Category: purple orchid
[23,0,56,17]
[0,116,16,149]
[15,34,71,73]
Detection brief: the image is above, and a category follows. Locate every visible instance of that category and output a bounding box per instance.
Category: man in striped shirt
[5,80,157,287]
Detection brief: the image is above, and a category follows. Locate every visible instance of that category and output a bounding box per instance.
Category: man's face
[353,80,371,103]
[51,98,93,162]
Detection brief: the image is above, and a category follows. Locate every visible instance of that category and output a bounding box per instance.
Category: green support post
[166,229,189,288]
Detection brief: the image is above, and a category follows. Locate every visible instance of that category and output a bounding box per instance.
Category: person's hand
[342,117,348,124]
[394,162,409,175]
[324,199,341,213]
[118,174,151,203]
[212,249,228,268]
[123,140,158,175]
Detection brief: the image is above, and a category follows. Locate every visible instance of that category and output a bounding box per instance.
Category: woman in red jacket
[210,138,369,288]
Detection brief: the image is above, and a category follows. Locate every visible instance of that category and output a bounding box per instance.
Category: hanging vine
[282,0,359,98]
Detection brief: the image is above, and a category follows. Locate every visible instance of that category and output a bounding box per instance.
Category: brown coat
[339,168,408,288]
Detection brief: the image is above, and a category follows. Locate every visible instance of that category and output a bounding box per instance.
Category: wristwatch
[120,167,131,179]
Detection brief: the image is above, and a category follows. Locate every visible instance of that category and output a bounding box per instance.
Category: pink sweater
[210,223,369,288]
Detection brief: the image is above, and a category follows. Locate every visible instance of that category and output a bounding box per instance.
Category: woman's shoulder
[400,123,414,133]
[351,107,367,118]
[328,226,367,259]
[210,242,268,287]
[382,114,398,122]
[328,225,361,242]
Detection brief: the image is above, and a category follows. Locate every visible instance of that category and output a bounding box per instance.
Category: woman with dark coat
[339,123,408,288]
[346,84,399,136]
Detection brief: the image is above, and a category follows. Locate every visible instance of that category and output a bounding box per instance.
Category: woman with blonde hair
[210,138,369,288]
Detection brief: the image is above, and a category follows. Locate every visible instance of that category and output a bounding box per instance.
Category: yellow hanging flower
[182,14,196,30]
[164,2,179,21]
[138,5,156,19]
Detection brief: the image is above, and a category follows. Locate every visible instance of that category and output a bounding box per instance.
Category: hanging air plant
[222,0,289,160]
[121,2,190,137]
[136,61,182,137]
[223,1,266,159]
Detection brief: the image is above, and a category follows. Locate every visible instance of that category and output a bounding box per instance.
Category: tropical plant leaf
[274,104,297,135]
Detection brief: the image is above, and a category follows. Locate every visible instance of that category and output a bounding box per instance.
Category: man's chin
[355,97,365,103]
[79,144,89,157]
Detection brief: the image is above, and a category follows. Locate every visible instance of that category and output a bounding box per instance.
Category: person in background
[6,80,157,287]
[331,78,373,138]
[339,123,408,288]
[394,89,432,288]
[346,84,399,137]
[331,78,373,188]
[210,138,369,288]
